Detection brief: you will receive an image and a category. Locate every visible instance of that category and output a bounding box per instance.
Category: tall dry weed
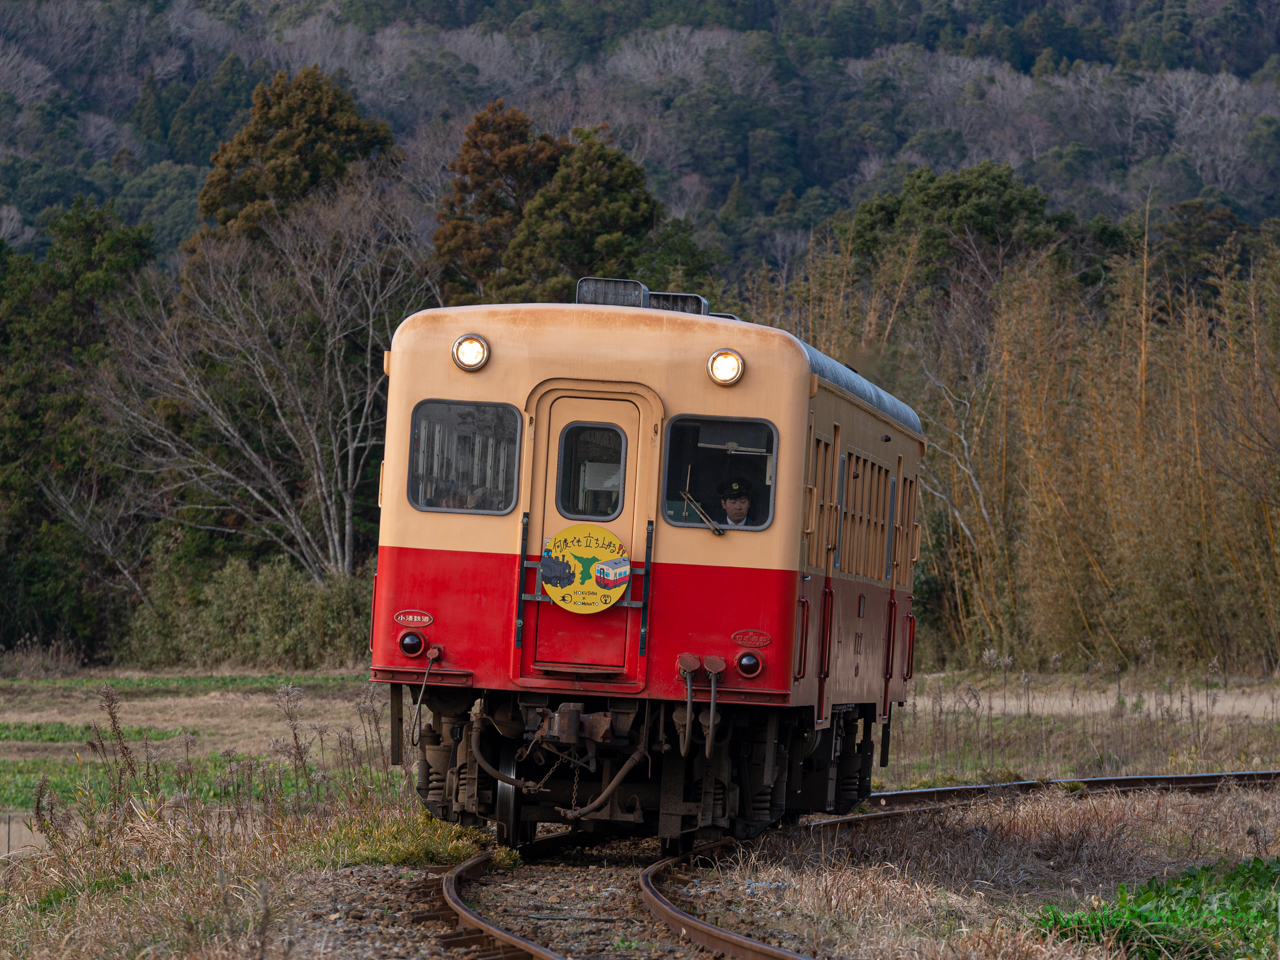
[0,681,477,959]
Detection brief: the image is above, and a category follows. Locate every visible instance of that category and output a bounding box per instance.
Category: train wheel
[496,743,535,847]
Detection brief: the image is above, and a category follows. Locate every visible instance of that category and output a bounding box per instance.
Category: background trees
[5,3,1280,266]
[0,197,152,652]
[437,105,714,303]
[1,9,1279,673]
[497,127,662,301]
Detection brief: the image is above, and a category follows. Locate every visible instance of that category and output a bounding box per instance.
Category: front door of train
[530,396,643,674]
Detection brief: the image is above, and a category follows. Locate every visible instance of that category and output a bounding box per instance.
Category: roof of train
[393,299,923,437]
[797,339,923,435]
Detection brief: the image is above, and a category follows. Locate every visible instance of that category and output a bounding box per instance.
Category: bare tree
[0,204,34,245]
[604,25,734,89]
[439,27,569,95]
[37,471,160,602]
[99,172,438,582]
[6,0,104,80]
[77,113,144,162]
[1156,71,1276,192]
[664,172,710,219]
[400,113,470,205]
[0,37,56,104]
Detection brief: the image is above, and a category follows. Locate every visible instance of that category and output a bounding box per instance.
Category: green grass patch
[0,721,188,743]
[303,802,491,868]
[0,754,340,810]
[1038,857,1280,959]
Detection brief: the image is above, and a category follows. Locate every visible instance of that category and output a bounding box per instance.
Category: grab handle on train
[904,613,917,681]
[794,596,811,682]
[881,598,898,719]
[820,584,835,680]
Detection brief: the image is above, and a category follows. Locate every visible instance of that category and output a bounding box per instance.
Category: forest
[1,0,1279,674]
[6,0,1280,262]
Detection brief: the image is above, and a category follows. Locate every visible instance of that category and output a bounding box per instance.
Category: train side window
[663,416,777,530]
[408,401,520,514]
[557,423,626,520]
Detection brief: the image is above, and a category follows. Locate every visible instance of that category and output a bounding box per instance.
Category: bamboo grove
[743,208,1280,674]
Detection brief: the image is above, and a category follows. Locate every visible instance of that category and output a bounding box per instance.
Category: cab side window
[663,417,776,530]
[408,401,520,513]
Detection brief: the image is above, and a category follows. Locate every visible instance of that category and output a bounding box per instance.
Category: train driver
[717,477,753,527]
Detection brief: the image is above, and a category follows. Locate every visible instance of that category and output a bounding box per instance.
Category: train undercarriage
[395,687,889,849]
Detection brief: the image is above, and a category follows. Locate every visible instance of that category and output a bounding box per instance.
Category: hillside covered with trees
[2,0,1279,675]
[5,0,1280,263]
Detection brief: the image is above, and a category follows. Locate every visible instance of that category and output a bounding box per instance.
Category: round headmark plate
[539,523,630,615]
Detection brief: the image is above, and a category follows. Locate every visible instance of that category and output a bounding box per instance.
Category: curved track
[419,769,1280,960]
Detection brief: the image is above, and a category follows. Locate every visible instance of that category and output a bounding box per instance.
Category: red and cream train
[369,278,925,849]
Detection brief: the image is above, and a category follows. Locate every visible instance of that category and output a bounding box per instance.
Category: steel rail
[639,768,1280,960]
[414,832,584,960]
[639,838,814,960]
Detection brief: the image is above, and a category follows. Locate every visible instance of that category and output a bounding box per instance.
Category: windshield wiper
[679,491,724,536]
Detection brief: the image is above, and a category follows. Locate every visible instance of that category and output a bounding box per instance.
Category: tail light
[736,651,763,678]
[399,632,425,657]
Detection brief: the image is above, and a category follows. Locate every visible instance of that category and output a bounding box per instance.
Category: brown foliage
[197,65,394,237]
[434,100,569,305]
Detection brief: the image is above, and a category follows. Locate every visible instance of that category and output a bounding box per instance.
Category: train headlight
[452,334,490,371]
[707,349,744,385]
[399,632,425,657]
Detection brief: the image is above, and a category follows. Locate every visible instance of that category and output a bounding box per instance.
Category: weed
[1039,857,1280,959]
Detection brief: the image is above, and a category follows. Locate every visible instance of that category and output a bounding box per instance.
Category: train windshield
[558,423,626,520]
[408,401,520,513]
[663,417,776,530]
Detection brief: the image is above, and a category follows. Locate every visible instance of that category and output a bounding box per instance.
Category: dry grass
[0,683,483,959]
[694,786,1280,959]
[0,638,81,681]
[0,674,366,764]
[881,670,1280,790]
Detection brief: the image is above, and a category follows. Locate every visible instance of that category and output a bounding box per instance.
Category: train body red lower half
[370,544,911,715]
[371,545,798,704]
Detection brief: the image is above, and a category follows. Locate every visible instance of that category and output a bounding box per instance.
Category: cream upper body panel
[382,303,815,570]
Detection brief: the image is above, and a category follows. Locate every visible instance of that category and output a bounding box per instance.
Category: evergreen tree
[132,73,166,143]
[434,100,569,305]
[718,177,753,224]
[197,65,393,235]
[0,198,153,651]
[496,128,662,303]
[847,161,1073,274]
[167,54,259,167]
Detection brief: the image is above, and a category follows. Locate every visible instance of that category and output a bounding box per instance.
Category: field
[704,787,1280,959]
[3,667,1280,958]
[880,669,1280,789]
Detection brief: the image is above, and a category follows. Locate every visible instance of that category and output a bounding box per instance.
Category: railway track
[410,769,1280,960]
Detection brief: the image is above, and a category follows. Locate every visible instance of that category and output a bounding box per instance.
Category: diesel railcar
[370,278,925,849]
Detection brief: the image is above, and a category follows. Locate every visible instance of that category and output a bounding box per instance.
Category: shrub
[121,544,373,669]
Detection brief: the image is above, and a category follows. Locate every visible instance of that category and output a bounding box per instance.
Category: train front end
[370,289,910,848]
